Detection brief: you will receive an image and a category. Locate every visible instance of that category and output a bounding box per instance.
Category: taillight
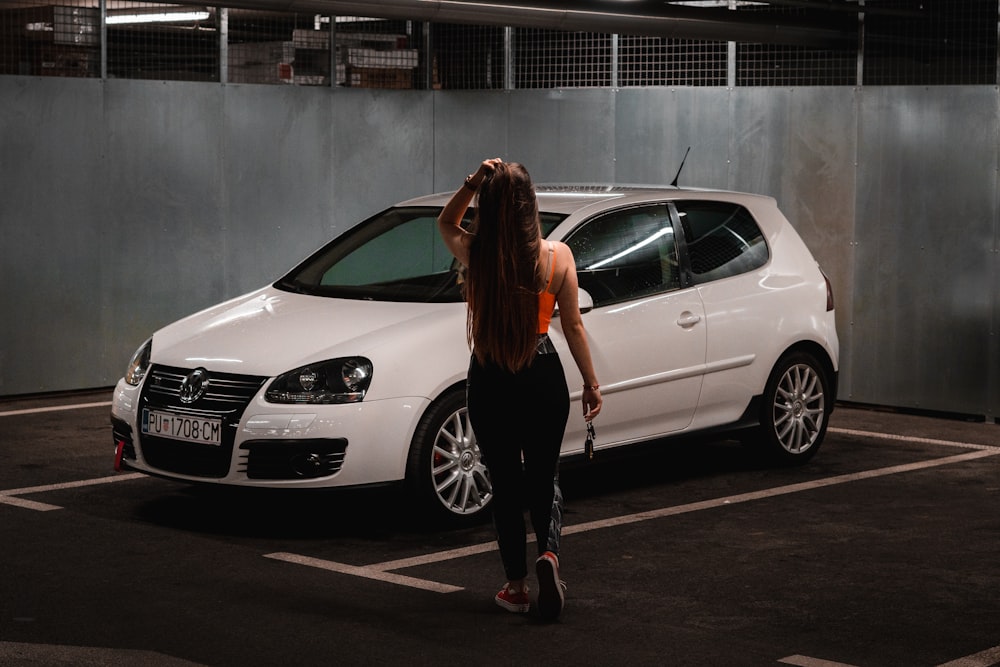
[822,269,835,312]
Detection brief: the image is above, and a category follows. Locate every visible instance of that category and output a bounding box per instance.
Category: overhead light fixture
[106,9,210,25]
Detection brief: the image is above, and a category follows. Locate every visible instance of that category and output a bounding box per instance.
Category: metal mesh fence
[514,28,613,89]
[863,0,998,85]
[334,17,420,89]
[737,43,858,86]
[432,22,505,90]
[0,0,99,76]
[1,1,998,87]
[107,2,218,81]
[618,35,727,87]
[732,2,859,86]
[227,11,326,86]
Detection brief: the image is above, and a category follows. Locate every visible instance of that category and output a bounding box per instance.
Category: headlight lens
[124,339,152,387]
[265,357,373,404]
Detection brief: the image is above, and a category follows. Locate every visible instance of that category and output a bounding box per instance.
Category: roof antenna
[670,146,691,187]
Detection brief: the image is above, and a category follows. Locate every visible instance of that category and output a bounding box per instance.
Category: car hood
[151,286,467,377]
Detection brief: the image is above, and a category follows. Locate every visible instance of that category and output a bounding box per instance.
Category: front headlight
[124,339,152,387]
[265,357,373,404]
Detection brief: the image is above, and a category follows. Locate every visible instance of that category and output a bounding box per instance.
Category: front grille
[239,439,349,480]
[137,365,268,478]
[145,366,266,413]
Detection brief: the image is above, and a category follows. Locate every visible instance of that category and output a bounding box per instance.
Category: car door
[551,202,707,454]
[672,199,772,426]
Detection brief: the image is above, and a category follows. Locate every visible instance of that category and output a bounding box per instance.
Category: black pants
[467,349,570,582]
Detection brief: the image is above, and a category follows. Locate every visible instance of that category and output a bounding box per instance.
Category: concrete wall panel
[1,77,107,394]
[852,86,998,415]
[1,76,998,420]
[613,87,732,189]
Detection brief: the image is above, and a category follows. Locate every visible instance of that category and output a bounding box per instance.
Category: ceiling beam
[214,0,857,47]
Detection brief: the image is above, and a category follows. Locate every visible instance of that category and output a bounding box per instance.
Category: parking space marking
[828,427,997,451]
[0,473,146,511]
[0,400,112,417]
[780,643,1000,667]
[269,443,1000,594]
[937,644,1000,667]
[263,552,463,593]
[369,541,500,571]
[779,656,859,667]
[0,495,64,511]
[563,448,1000,536]
[4,416,997,601]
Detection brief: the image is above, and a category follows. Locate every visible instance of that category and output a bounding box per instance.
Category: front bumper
[111,375,428,489]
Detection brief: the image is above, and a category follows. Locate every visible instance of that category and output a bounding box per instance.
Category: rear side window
[676,201,768,284]
[565,204,680,307]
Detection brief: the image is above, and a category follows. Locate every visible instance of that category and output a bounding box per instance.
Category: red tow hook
[113,440,126,472]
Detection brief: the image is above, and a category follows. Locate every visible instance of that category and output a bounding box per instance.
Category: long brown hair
[466,162,542,373]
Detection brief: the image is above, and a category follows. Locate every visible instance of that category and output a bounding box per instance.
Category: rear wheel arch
[777,340,838,398]
[753,343,836,465]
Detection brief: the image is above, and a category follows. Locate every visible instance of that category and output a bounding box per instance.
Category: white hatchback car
[111,186,839,521]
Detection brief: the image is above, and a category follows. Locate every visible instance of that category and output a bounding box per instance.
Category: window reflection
[567,204,679,307]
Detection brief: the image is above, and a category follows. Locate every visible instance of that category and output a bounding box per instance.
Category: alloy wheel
[430,406,493,516]
[771,362,826,455]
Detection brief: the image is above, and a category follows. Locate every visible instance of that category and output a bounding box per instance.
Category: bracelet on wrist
[583,384,600,391]
[463,175,478,191]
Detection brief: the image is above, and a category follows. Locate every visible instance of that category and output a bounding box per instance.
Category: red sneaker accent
[495,585,530,613]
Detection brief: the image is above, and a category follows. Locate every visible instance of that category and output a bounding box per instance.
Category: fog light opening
[290,452,325,478]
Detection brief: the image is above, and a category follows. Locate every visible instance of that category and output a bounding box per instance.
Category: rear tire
[406,389,493,524]
[754,351,831,465]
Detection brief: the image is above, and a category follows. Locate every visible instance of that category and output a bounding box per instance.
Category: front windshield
[275,206,566,302]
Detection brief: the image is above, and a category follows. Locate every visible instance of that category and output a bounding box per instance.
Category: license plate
[142,409,222,446]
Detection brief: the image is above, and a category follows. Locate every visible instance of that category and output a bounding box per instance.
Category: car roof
[397,185,775,216]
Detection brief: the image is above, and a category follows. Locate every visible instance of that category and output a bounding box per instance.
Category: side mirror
[554,288,594,317]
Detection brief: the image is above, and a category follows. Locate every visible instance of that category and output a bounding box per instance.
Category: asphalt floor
[1,390,999,666]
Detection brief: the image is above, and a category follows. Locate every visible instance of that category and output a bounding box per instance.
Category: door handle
[677,311,701,328]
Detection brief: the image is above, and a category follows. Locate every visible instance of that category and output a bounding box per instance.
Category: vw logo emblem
[179,368,209,404]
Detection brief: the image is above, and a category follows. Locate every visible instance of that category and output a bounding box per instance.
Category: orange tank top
[537,242,557,334]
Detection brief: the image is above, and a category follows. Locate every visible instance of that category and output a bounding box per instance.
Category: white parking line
[0,400,112,417]
[937,644,1000,667]
[563,448,999,535]
[0,473,146,511]
[780,643,1000,667]
[779,655,859,667]
[263,552,463,594]
[828,426,997,451]
[0,495,64,512]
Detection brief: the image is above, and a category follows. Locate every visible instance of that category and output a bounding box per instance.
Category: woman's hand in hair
[470,158,503,188]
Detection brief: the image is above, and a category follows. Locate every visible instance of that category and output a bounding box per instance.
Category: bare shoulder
[552,241,576,275]
[548,240,577,295]
[551,240,574,262]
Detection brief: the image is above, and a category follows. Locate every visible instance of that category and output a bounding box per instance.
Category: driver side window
[566,204,680,307]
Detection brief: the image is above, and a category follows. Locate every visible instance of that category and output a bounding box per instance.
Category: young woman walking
[437,158,602,621]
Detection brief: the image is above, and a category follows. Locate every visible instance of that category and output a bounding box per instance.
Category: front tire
[406,389,493,523]
[755,351,831,465]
